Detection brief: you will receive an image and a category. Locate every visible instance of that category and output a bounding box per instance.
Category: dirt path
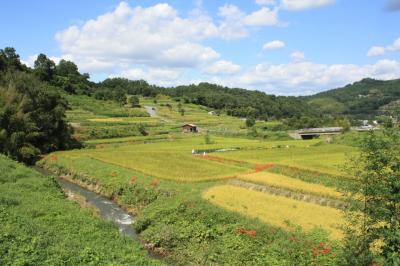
[144,106,171,122]
[144,106,157,117]
[228,179,346,209]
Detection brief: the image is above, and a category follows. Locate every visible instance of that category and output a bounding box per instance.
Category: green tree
[343,130,400,265]
[245,117,255,128]
[0,47,23,71]
[0,72,79,164]
[56,59,80,77]
[34,54,56,81]
[127,95,140,107]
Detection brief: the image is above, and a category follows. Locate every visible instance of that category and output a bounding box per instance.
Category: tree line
[0,48,80,164]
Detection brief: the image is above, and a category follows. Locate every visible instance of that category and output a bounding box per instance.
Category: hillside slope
[306,78,400,118]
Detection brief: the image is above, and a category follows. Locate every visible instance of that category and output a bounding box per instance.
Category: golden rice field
[203,185,345,239]
[237,172,343,199]
[213,144,357,176]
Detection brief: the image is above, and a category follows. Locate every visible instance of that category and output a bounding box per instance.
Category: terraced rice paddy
[212,144,357,176]
[203,185,345,239]
[43,95,358,248]
[237,172,343,199]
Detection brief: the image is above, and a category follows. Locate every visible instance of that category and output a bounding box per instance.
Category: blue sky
[1,0,400,95]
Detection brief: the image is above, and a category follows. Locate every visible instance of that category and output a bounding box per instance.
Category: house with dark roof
[182,124,198,133]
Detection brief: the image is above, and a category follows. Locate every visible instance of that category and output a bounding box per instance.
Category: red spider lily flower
[322,248,331,255]
[319,242,325,247]
[130,176,137,183]
[236,227,257,237]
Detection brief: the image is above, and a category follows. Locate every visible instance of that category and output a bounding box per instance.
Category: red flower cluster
[130,176,137,184]
[312,242,331,257]
[50,155,58,161]
[236,227,257,237]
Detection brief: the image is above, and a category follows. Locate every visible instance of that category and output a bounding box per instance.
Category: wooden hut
[182,124,198,133]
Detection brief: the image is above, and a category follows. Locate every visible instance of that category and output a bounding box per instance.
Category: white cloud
[161,43,220,68]
[217,4,280,39]
[387,37,400,52]
[281,0,335,11]
[367,46,386,57]
[117,67,184,87]
[255,0,277,5]
[263,40,285,49]
[367,37,400,57]
[21,54,38,68]
[290,51,306,62]
[244,7,278,26]
[203,60,241,74]
[217,4,250,39]
[212,59,400,95]
[55,1,281,77]
[55,2,221,72]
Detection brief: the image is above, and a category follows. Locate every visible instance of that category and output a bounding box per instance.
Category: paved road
[144,106,157,117]
[144,105,171,122]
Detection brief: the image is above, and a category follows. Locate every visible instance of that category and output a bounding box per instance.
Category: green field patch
[83,151,248,182]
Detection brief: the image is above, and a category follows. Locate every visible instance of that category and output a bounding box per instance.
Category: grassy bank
[0,155,162,265]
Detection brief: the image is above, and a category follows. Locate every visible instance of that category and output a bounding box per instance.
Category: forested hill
[306,78,400,118]
[97,78,311,120]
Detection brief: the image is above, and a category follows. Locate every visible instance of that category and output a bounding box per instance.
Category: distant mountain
[305,78,400,118]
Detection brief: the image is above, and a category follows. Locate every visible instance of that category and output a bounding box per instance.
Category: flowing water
[34,167,137,240]
[57,178,138,239]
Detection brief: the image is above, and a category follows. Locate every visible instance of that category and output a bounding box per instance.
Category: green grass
[85,134,171,146]
[0,155,161,265]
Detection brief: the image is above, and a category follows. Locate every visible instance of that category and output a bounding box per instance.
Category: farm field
[51,135,338,182]
[212,144,357,176]
[203,185,344,239]
[38,94,359,264]
[237,172,343,199]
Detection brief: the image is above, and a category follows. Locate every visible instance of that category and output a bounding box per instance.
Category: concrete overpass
[294,127,343,140]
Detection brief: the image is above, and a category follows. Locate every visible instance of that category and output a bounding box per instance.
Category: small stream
[34,167,138,240]
[57,178,138,239]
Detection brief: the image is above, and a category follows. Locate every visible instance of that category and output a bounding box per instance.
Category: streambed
[34,167,137,240]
